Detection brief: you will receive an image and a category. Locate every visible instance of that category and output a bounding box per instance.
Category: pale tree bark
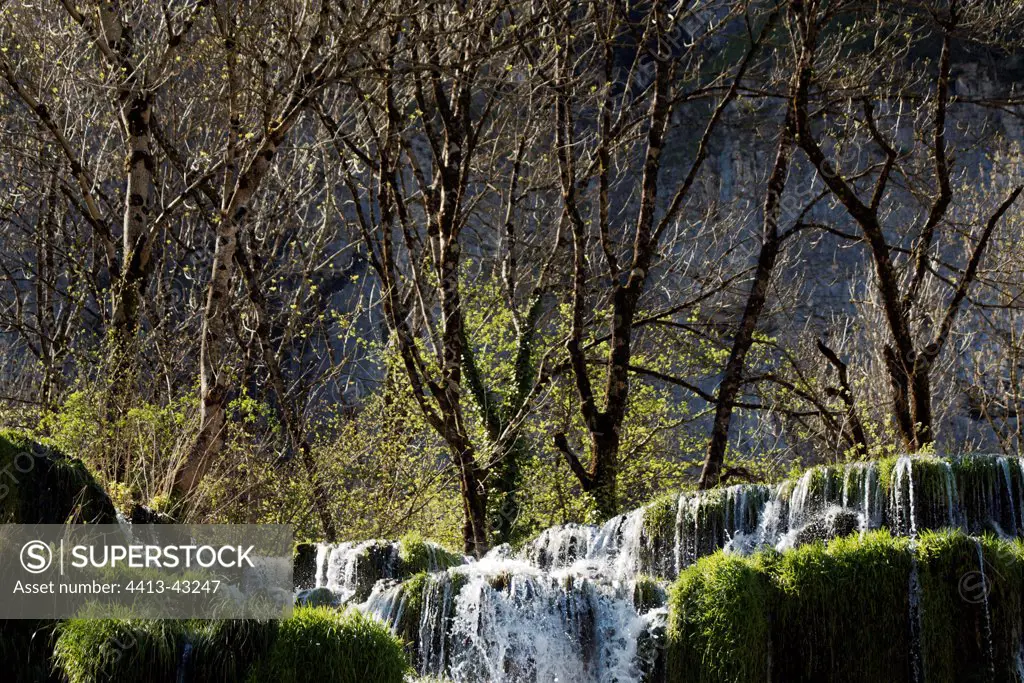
[173,2,339,503]
[174,118,303,500]
[327,1,558,554]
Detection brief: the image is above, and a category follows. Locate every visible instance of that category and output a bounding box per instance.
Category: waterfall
[908,542,924,683]
[313,540,403,603]
[891,456,919,536]
[1000,457,1018,536]
[975,540,996,680]
[343,454,1024,682]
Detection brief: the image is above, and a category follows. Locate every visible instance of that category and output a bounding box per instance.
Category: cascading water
[308,537,463,605]
[975,539,997,680]
[314,540,402,603]
[305,454,1024,682]
[363,514,664,683]
[908,542,924,683]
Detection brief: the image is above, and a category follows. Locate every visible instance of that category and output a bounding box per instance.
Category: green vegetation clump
[53,609,407,683]
[399,532,462,574]
[952,455,1023,534]
[666,530,1024,683]
[632,574,667,613]
[187,619,279,682]
[676,485,770,568]
[772,531,913,683]
[666,552,773,683]
[641,494,678,575]
[642,493,678,540]
[248,607,408,683]
[393,571,430,663]
[916,530,1024,681]
[299,587,337,608]
[676,489,728,566]
[883,456,959,533]
[0,430,115,524]
[53,618,186,683]
[877,454,900,493]
[293,542,319,590]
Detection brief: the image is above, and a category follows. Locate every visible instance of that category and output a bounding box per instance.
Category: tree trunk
[173,129,292,502]
[588,414,620,520]
[699,109,794,489]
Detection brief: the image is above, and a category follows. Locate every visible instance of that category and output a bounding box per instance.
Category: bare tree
[323,0,559,554]
[787,0,1023,453]
[548,0,776,515]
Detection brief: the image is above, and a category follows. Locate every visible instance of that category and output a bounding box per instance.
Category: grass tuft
[247,606,409,683]
[53,618,185,683]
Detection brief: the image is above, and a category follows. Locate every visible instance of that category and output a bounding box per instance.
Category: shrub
[247,607,409,683]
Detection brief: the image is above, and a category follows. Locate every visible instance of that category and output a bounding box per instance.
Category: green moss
[876,455,899,493]
[299,586,337,608]
[666,552,773,683]
[676,489,728,567]
[292,543,319,590]
[54,609,407,683]
[667,530,1024,683]
[643,493,677,539]
[772,531,913,683]
[0,430,115,524]
[916,530,1024,682]
[805,465,844,499]
[392,571,430,664]
[676,485,770,569]
[886,456,961,534]
[247,607,409,683]
[53,618,186,683]
[632,574,667,613]
[952,455,1023,534]
[398,533,461,574]
[641,494,679,577]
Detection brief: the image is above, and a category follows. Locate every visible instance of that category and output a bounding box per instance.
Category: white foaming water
[942,460,958,528]
[359,511,661,682]
[891,456,919,536]
[447,565,656,682]
[975,539,997,680]
[313,539,402,603]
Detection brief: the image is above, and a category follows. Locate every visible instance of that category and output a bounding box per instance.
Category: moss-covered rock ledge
[636,453,1024,580]
[0,430,115,524]
[666,530,1024,683]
